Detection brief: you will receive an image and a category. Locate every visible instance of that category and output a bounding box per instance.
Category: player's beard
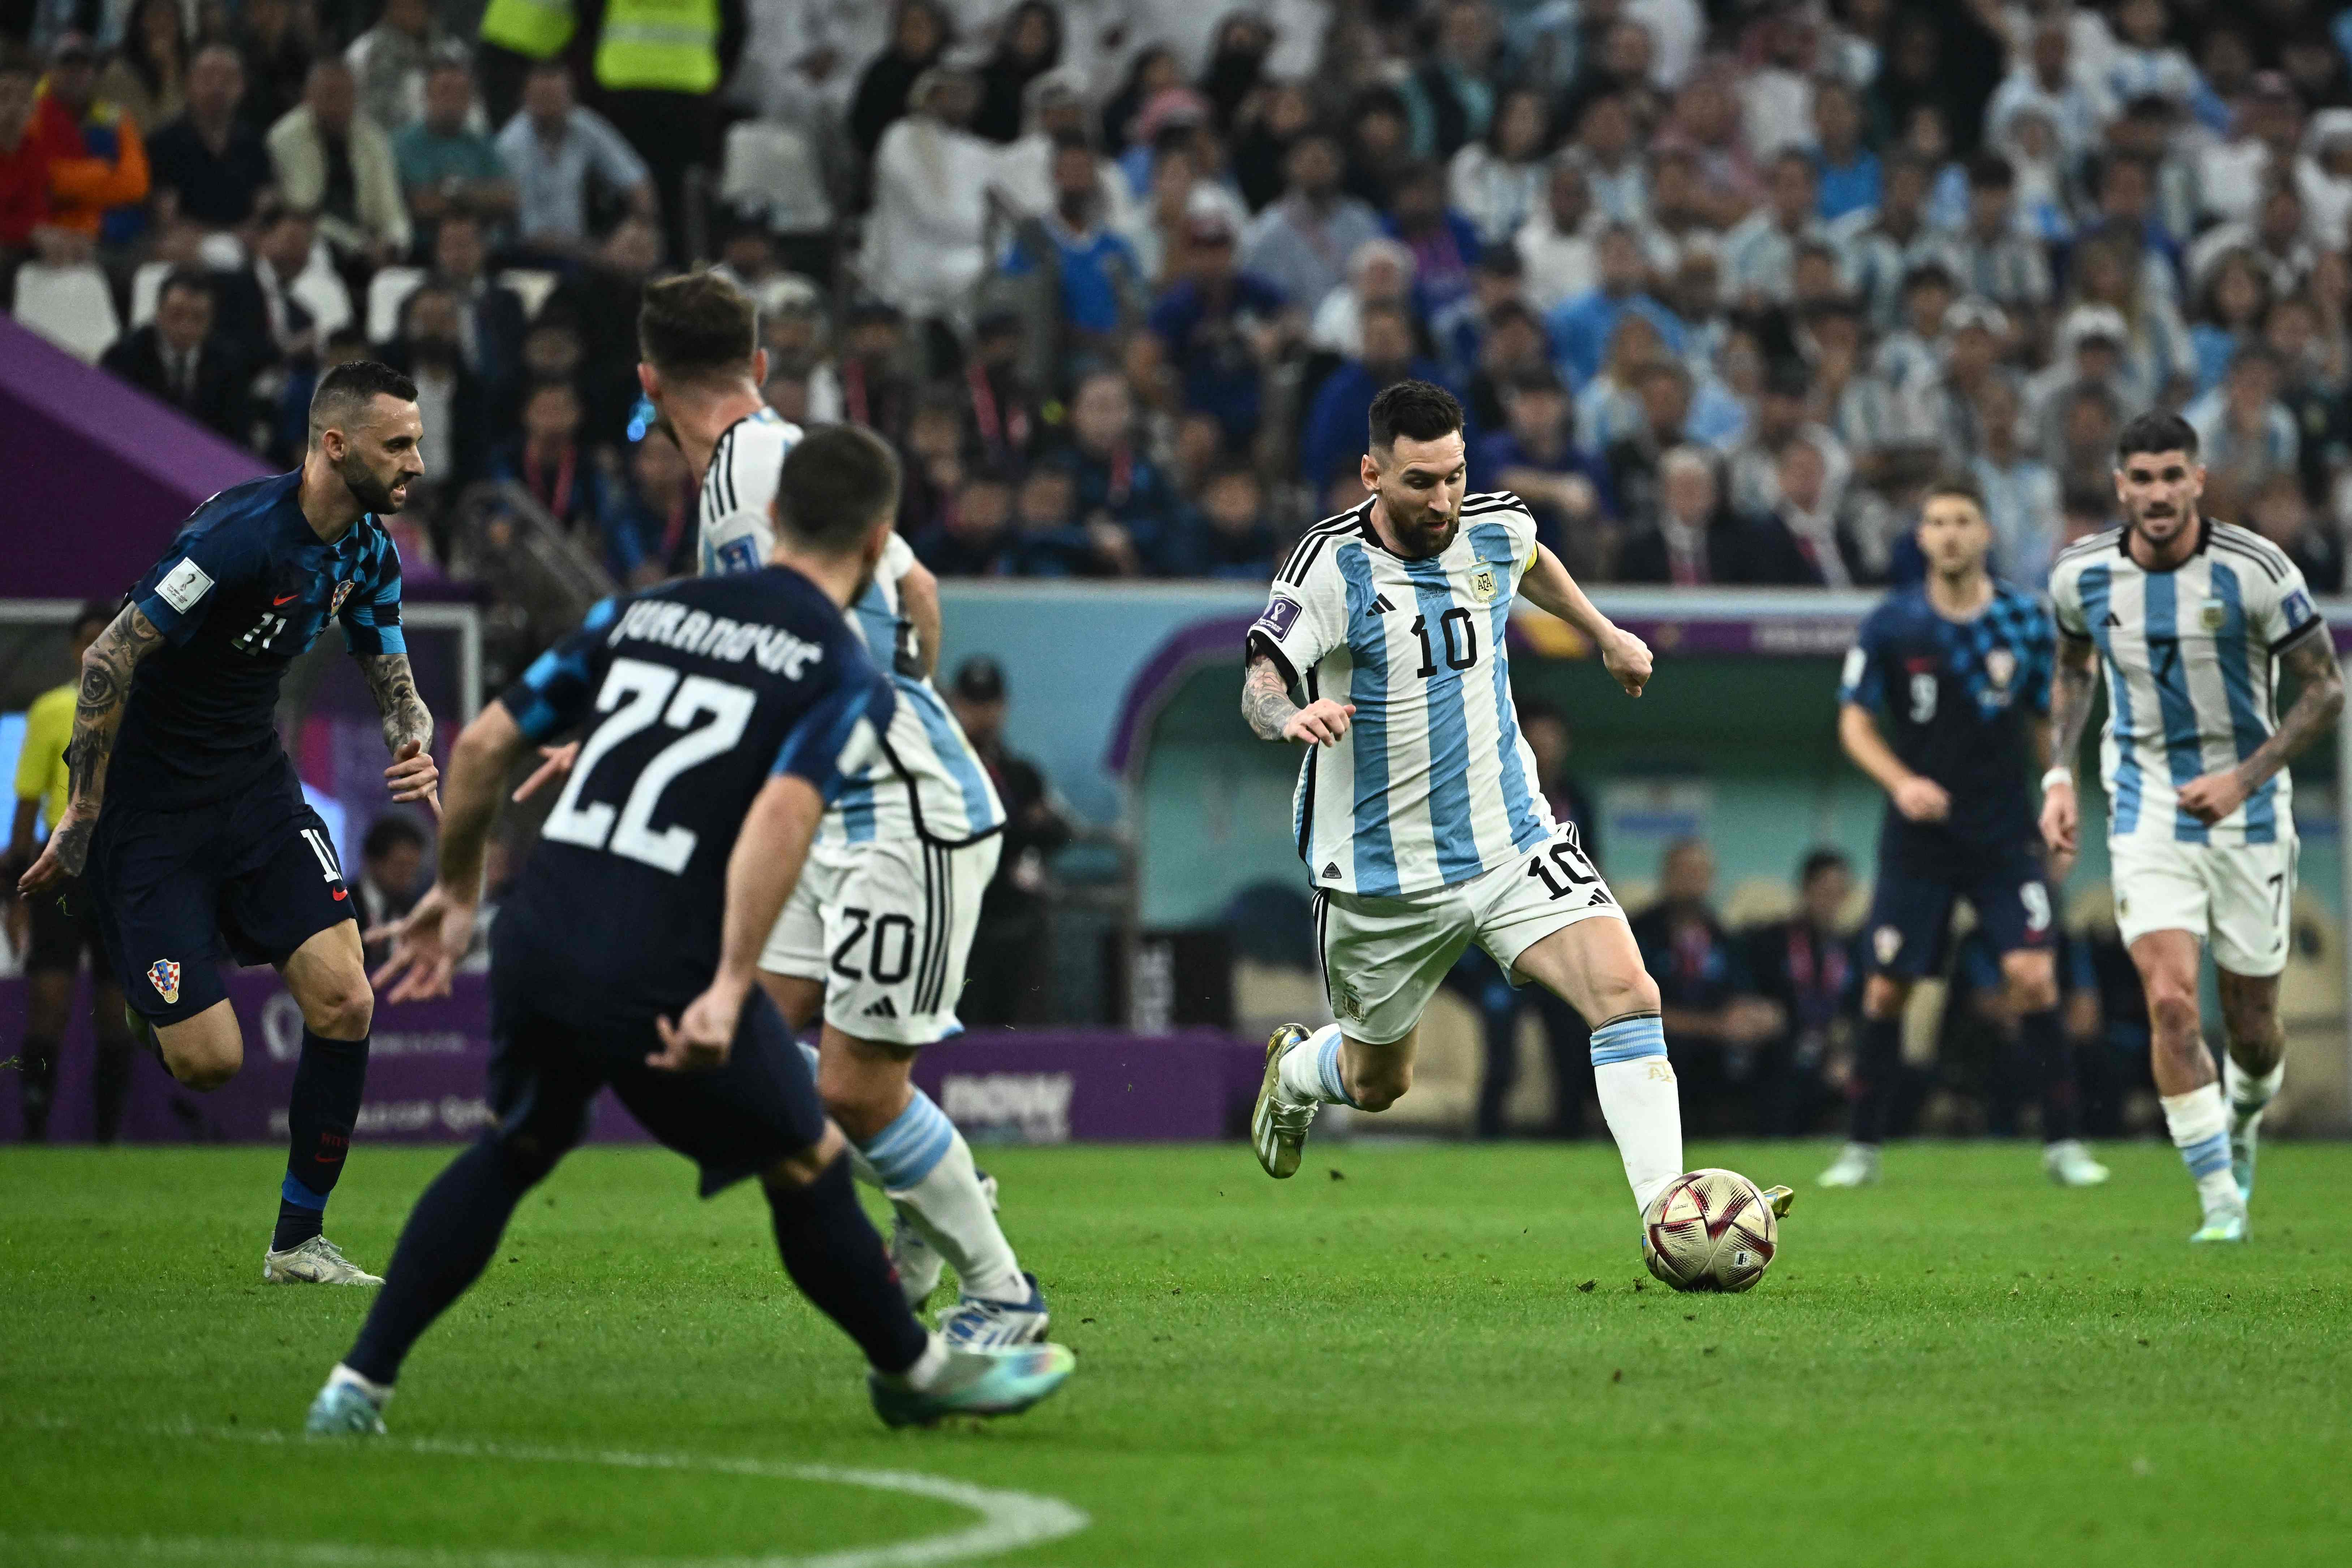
[338,450,408,515]
[2129,496,2193,545]
[1385,497,1461,558]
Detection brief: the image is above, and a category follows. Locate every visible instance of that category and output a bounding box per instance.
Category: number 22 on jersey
[541,657,756,874]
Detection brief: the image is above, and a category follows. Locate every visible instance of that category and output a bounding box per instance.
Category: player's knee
[1595,968,1661,1020]
[2221,993,2278,1046]
[303,978,375,1041]
[164,1036,240,1091]
[2002,962,2059,1015]
[816,1062,910,1142]
[2146,986,2200,1043]
[1349,1058,1411,1112]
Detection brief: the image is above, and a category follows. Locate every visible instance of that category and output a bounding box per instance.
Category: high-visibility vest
[479,0,576,59]
[594,0,721,94]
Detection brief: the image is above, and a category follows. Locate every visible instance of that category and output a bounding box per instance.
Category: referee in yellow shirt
[10,601,136,1142]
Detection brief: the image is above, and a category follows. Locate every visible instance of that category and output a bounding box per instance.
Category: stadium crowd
[4,0,2352,590]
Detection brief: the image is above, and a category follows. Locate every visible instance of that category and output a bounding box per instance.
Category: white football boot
[265,1235,383,1285]
[1815,1143,1881,1188]
[2042,1140,2110,1187]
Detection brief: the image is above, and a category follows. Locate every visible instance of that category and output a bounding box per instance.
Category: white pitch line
[1,1421,1090,1568]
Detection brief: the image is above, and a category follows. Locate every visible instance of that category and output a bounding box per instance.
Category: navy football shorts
[86,771,357,1024]
[485,929,828,1194]
[1864,826,2054,980]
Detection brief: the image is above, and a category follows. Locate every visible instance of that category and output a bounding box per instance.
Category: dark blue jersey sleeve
[772,674,895,806]
[2018,599,2055,719]
[132,512,267,645]
[340,527,408,656]
[1838,607,1888,710]
[499,598,621,741]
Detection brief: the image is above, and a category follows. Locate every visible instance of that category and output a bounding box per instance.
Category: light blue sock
[1315,1031,1357,1107]
[861,1093,956,1189]
[1590,1014,1669,1065]
[1277,1023,1358,1106]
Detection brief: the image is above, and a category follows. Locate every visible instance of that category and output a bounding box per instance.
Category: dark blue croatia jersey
[1839,583,2054,847]
[115,472,405,809]
[494,567,895,1023]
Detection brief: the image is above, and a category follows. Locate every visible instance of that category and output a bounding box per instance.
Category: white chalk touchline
[1,1421,1091,1568]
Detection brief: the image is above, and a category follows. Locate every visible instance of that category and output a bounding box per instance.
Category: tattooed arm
[16,606,165,893]
[2038,634,2100,861]
[2179,632,2346,825]
[1242,653,1354,745]
[356,651,442,809]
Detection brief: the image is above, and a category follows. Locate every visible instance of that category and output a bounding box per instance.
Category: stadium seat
[495,268,560,322]
[128,259,172,327]
[12,263,121,363]
[367,266,426,344]
[719,122,833,234]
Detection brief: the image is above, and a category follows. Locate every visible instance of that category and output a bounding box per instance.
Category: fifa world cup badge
[1469,567,1498,603]
[147,959,181,1004]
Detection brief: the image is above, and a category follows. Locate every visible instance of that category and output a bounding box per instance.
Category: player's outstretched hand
[650,981,743,1073]
[386,740,440,814]
[511,742,580,803]
[368,884,477,1004]
[1600,627,1652,697]
[16,809,93,896]
[1892,776,1951,822]
[2177,768,2252,826]
[2039,777,2078,858]
[1281,699,1355,747]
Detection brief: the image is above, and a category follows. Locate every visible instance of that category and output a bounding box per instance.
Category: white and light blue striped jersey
[2048,521,2325,847]
[697,412,1005,847]
[1249,492,1556,898]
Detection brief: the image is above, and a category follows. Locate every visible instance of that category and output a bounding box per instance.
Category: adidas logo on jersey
[1322,862,1343,880]
[2104,611,2123,626]
[1586,888,1612,907]
[1370,595,1395,614]
[861,998,898,1019]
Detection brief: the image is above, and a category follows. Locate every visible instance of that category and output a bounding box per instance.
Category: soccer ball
[1640,1168,1778,1293]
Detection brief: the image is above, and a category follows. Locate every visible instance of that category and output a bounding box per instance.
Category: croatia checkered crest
[1641,1168,1777,1293]
[147,959,181,1005]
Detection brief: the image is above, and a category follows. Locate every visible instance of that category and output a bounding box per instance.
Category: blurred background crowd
[5,0,2352,595]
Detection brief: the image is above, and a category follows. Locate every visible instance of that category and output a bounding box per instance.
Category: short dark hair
[2114,410,2200,464]
[364,814,427,860]
[158,265,212,305]
[309,359,418,440]
[1923,472,1987,512]
[638,271,758,380]
[1367,380,1464,449]
[775,424,900,555]
[1800,848,1849,886]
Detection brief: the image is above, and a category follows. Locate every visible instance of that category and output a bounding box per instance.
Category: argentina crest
[1469,565,1498,603]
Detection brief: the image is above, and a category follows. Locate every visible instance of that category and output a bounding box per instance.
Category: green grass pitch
[4,1140,2348,1567]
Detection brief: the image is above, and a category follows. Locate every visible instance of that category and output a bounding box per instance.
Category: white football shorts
[2109,833,2297,978]
[1315,821,1625,1046]
[760,835,1002,1047]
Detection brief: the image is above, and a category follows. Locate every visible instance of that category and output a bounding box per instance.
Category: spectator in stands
[1728,360,1852,518]
[1433,244,1528,389]
[2187,344,2301,509]
[100,265,253,439]
[614,430,699,578]
[1310,235,1414,357]
[992,70,1126,226]
[2247,471,2344,592]
[395,55,516,242]
[1148,197,1291,449]
[378,280,490,496]
[0,43,81,263]
[1100,44,1180,158]
[1617,445,1816,586]
[1721,148,1820,308]
[915,469,1016,576]
[426,209,526,399]
[1547,221,1673,386]
[837,297,916,445]
[1240,130,1383,312]
[1450,83,1548,249]
[860,64,992,329]
[973,0,1059,145]
[489,379,652,585]
[1514,151,1595,313]
[1842,156,1963,333]
[2189,249,2272,399]
[847,0,949,163]
[546,215,666,443]
[267,56,410,268]
[213,198,322,370]
[1630,837,1783,1130]
[354,813,427,968]
[1766,437,1856,586]
[1741,848,1860,1137]
[1009,462,1108,576]
[1951,153,2054,323]
[1478,368,1604,552]
[1161,460,1279,578]
[345,0,444,134]
[497,60,655,260]
[1972,377,2063,588]
[949,656,1070,1027]
[1570,92,1647,227]
[1049,367,1173,572]
[1810,77,1878,224]
[1000,133,1145,363]
[34,32,148,245]
[144,42,271,232]
[1598,355,1696,531]
[1385,158,1481,314]
[959,309,1039,472]
[230,0,314,135]
[1300,300,1446,499]
[98,0,186,135]
[1461,296,1550,435]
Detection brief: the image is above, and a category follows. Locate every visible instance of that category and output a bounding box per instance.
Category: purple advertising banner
[1,973,1259,1145]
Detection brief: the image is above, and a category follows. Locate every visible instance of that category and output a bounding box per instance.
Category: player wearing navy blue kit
[1821,477,2109,1189]
[18,361,443,1284]
[308,426,1074,1434]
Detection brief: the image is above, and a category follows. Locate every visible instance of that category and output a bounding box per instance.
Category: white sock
[2223,1056,2284,1133]
[2160,1084,2241,1215]
[1276,1024,1353,1106]
[887,1332,950,1390]
[887,1126,1027,1304]
[328,1363,392,1405]
[1588,1015,1684,1212]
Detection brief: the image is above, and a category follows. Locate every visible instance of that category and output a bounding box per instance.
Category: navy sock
[765,1155,929,1376]
[2021,1007,2078,1142]
[1849,1015,1903,1146]
[275,1029,369,1250]
[19,1034,58,1141]
[347,1138,542,1386]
